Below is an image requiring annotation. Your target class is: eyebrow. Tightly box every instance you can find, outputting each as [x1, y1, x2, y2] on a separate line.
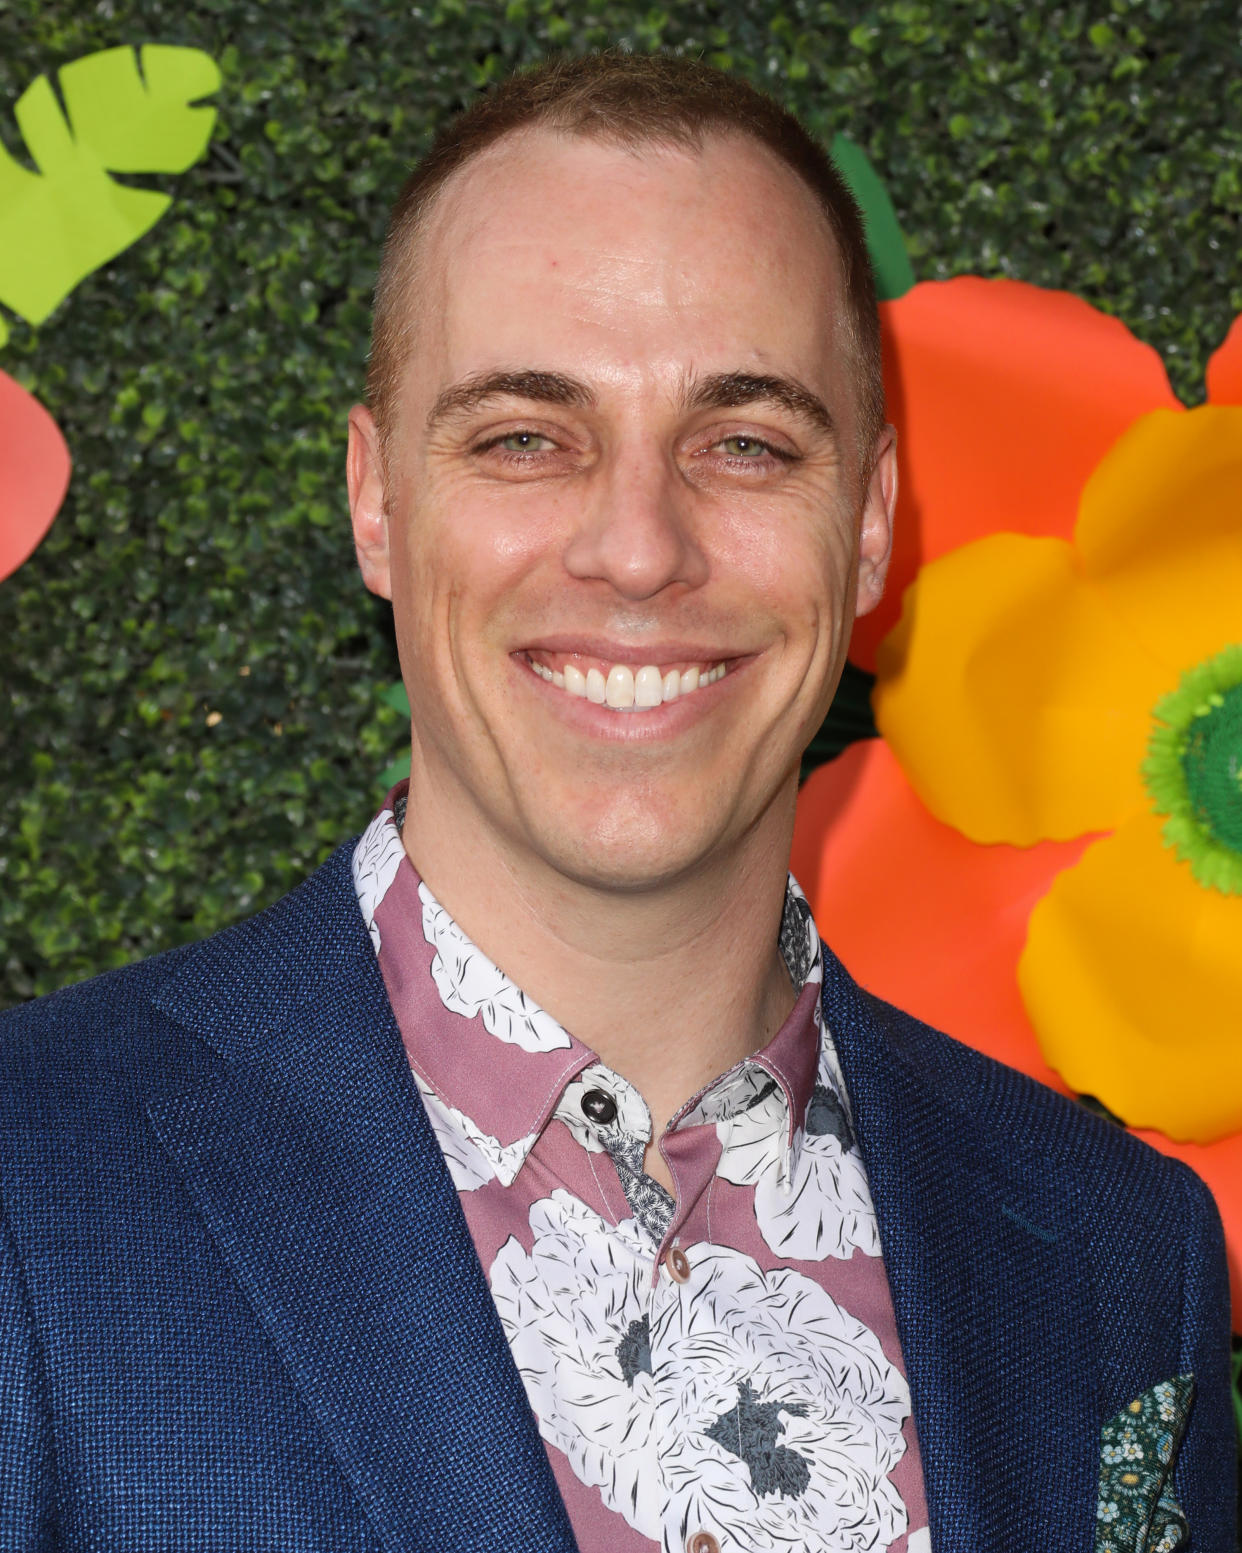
[427, 369, 594, 429]
[425, 365, 836, 438]
[683, 371, 836, 437]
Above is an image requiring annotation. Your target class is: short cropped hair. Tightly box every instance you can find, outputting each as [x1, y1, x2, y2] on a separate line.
[367, 51, 883, 459]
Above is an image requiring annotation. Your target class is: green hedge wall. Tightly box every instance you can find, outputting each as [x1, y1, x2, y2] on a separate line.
[3, 0, 1241, 1006]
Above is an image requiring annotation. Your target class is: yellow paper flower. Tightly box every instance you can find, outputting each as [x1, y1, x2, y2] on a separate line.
[874, 404, 1242, 1144]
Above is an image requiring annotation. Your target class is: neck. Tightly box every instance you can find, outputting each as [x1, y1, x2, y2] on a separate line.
[402, 771, 799, 1144]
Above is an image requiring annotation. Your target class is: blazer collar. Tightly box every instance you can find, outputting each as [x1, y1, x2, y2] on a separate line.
[822, 944, 1099, 1552]
[146, 842, 577, 1553]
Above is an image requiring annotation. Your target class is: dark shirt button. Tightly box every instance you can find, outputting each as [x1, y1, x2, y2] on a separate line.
[580, 1088, 617, 1125]
[687, 1534, 719, 1553]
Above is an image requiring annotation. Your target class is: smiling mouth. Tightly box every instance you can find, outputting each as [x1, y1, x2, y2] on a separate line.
[522, 651, 729, 710]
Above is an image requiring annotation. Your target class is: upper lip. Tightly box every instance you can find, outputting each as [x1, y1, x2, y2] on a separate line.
[515, 634, 743, 663]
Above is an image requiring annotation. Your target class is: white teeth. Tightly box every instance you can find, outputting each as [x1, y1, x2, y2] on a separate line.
[634, 665, 663, 708]
[605, 664, 635, 708]
[531, 655, 726, 709]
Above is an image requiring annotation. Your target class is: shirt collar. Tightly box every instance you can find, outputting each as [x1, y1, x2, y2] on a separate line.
[353, 782, 833, 1185]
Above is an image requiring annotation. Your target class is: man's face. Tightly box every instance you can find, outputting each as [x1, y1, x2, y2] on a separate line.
[348, 129, 895, 893]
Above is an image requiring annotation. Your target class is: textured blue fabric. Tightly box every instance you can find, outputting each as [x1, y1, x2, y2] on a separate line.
[0, 840, 1234, 1550]
[821, 943, 1236, 1553]
[0, 844, 577, 1553]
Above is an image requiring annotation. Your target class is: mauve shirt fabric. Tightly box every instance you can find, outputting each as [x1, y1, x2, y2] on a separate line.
[352, 785, 931, 1553]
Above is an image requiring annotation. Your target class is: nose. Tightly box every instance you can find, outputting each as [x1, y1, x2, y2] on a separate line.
[562, 446, 709, 600]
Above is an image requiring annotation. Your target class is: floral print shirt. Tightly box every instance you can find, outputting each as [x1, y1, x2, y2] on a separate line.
[353, 786, 931, 1553]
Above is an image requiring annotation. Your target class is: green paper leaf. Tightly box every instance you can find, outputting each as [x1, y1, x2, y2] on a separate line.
[59, 45, 221, 175]
[0, 45, 221, 328]
[378, 753, 411, 791]
[380, 680, 410, 716]
[378, 681, 410, 788]
[829, 133, 915, 301]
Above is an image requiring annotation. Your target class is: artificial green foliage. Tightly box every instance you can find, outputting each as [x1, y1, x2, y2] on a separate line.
[3, 0, 1242, 1015]
[0, 45, 220, 336]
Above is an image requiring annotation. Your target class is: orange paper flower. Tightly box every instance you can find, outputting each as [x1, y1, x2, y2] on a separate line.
[801, 282, 1242, 1315]
[849, 278, 1180, 671]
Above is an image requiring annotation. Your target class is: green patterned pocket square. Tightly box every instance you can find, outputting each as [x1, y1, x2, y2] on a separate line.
[1096, 1375, 1195, 1553]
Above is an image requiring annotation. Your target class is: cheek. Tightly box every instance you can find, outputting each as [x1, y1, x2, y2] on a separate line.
[417, 463, 573, 571]
[715, 505, 857, 631]
[392, 477, 570, 659]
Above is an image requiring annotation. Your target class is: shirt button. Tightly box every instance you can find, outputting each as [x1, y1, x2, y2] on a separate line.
[666, 1247, 691, 1283]
[687, 1534, 719, 1553]
[580, 1088, 618, 1125]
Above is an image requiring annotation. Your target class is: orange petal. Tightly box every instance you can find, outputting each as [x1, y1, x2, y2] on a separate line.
[1021, 809, 1242, 1143]
[792, 738, 1088, 1088]
[796, 745, 1242, 1329]
[851, 278, 1179, 669]
[0, 369, 71, 581]
[1205, 312, 1242, 406]
[1076, 406, 1242, 672]
[1134, 1126, 1242, 1328]
[873, 535, 1168, 842]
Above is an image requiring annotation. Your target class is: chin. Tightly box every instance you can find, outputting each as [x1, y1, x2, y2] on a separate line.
[521, 804, 725, 895]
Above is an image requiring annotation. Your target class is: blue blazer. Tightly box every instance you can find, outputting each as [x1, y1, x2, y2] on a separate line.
[0, 841, 1234, 1551]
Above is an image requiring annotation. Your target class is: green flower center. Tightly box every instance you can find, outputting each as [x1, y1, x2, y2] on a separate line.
[1142, 643, 1242, 895]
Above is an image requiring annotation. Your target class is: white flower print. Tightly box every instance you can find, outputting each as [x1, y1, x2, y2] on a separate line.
[779, 875, 823, 994]
[489, 1191, 910, 1553]
[555, 1064, 652, 1154]
[680, 1063, 777, 1129]
[418, 882, 571, 1051]
[351, 810, 408, 953]
[717, 1008, 878, 1262]
[1156, 1383, 1179, 1423]
[410, 1069, 535, 1190]
[812, 995, 854, 1124]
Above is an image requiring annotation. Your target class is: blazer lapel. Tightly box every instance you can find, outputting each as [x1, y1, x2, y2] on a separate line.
[146, 846, 576, 1553]
[822, 950, 1099, 1552]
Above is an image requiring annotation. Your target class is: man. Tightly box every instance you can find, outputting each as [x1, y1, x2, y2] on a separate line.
[0, 51, 1233, 1553]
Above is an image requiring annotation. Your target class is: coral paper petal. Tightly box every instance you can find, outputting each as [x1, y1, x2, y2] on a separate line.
[1134, 1126, 1242, 1323]
[873, 534, 1167, 843]
[792, 738, 1088, 1090]
[1021, 810, 1242, 1143]
[1205, 313, 1242, 406]
[851, 278, 1178, 669]
[1075, 406, 1242, 672]
[0, 370, 71, 581]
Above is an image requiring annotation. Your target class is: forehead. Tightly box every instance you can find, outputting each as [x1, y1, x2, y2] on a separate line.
[405, 127, 847, 407]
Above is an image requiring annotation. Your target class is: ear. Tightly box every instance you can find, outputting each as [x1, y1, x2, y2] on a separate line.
[854, 424, 898, 619]
[346, 403, 393, 600]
